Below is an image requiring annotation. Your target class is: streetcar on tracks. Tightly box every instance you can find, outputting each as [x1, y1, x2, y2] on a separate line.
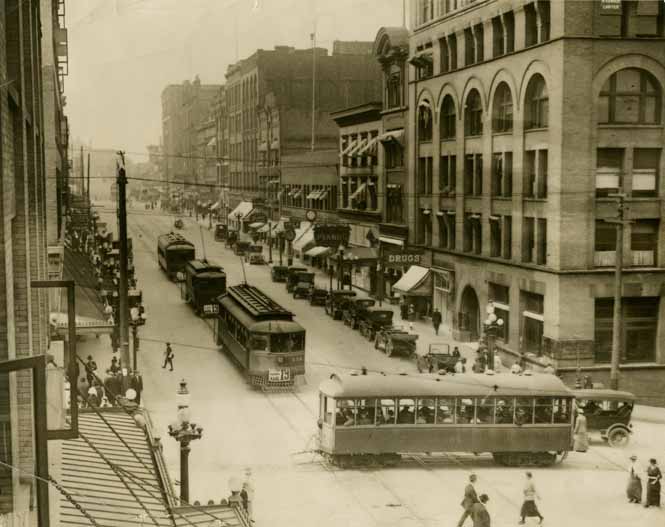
[318, 372, 574, 468]
[215, 284, 306, 389]
[183, 259, 226, 316]
[157, 232, 196, 281]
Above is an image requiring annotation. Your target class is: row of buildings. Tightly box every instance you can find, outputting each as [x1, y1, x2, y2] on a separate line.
[160, 0, 665, 404]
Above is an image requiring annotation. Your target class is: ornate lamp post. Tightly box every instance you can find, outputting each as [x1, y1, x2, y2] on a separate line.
[167, 380, 203, 505]
[483, 302, 504, 371]
[337, 245, 345, 290]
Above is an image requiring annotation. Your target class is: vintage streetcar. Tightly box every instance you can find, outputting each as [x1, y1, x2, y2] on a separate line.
[318, 372, 573, 468]
[183, 259, 226, 316]
[572, 389, 636, 447]
[157, 232, 196, 281]
[215, 284, 306, 389]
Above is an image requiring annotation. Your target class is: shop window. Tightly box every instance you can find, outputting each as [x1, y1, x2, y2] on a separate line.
[418, 102, 433, 142]
[492, 83, 513, 133]
[598, 68, 662, 125]
[440, 155, 456, 194]
[596, 148, 623, 197]
[464, 89, 483, 136]
[440, 95, 457, 140]
[522, 217, 535, 263]
[632, 148, 659, 197]
[521, 291, 544, 355]
[631, 219, 658, 266]
[525, 75, 549, 130]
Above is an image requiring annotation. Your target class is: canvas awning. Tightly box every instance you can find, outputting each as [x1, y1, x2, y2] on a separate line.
[292, 226, 315, 252]
[393, 265, 432, 296]
[305, 246, 331, 258]
[207, 137, 217, 147]
[347, 138, 368, 157]
[228, 201, 253, 220]
[380, 129, 405, 147]
[350, 183, 367, 201]
[356, 135, 380, 156]
[249, 222, 265, 229]
[210, 200, 221, 211]
[341, 139, 358, 156]
[341, 246, 378, 262]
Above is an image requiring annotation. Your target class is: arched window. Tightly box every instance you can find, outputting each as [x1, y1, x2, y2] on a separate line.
[492, 83, 513, 133]
[464, 89, 483, 136]
[525, 75, 548, 130]
[386, 64, 403, 109]
[598, 68, 661, 125]
[418, 101, 433, 142]
[440, 95, 456, 140]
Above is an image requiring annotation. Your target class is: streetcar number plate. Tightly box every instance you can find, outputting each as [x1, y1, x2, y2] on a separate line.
[203, 304, 218, 314]
[268, 369, 291, 382]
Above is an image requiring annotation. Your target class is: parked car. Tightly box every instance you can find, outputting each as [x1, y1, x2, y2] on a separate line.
[572, 389, 636, 447]
[249, 252, 265, 265]
[234, 241, 251, 256]
[416, 343, 458, 373]
[308, 287, 329, 306]
[271, 265, 289, 283]
[285, 266, 308, 293]
[214, 223, 228, 241]
[324, 290, 357, 319]
[342, 298, 376, 329]
[356, 308, 394, 342]
[245, 244, 264, 263]
[293, 272, 315, 299]
[374, 325, 419, 357]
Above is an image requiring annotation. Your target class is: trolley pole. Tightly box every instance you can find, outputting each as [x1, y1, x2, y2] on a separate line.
[378, 244, 384, 307]
[116, 152, 131, 371]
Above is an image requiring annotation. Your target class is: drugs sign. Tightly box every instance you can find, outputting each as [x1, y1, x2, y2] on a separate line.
[383, 251, 423, 268]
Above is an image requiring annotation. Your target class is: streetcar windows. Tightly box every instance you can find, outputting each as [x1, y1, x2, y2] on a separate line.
[378, 399, 396, 425]
[397, 399, 416, 424]
[553, 398, 571, 423]
[534, 398, 554, 424]
[323, 396, 335, 425]
[248, 335, 268, 351]
[417, 399, 435, 424]
[436, 399, 455, 424]
[515, 398, 535, 425]
[495, 397, 514, 424]
[456, 398, 475, 424]
[476, 397, 496, 424]
[271, 333, 305, 353]
[336, 400, 356, 426]
[356, 399, 376, 425]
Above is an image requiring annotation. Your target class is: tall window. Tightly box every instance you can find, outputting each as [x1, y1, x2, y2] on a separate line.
[598, 68, 661, 125]
[440, 95, 456, 139]
[385, 142, 404, 169]
[440, 155, 457, 194]
[522, 217, 535, 263]
[465, 89, 483, 136]
[464, 214, 482, 254]
[596, 148, 623, 197]
[632, 148, 659, 197]
[488, 283, 510, 341]
[439, 38, 450, 73]
[474, 23, 484, 62]
[536, 218, 547, 265]
[521, 291, 544, 355]
[492, 83, 513, 133]
[490, 217, 502, 257]
[595, 220, 617, 267]
[464, 154, 482, 196]
[439, 212, 455, 250]
[492, 152, 513, 197]
[503, 216, 512, 259]
[386, 64, 403, 109]
[492, 16, 505, 58]
[504, 12, 515, 53]
[387, 185, 404, 223]
[631, 219, 659, 267]
[525, 3, 538, 46]
[449, 34, 458, 70]
[524, 149, 548, 198]
[464, 28, 476, 66]
[418, 102, 433, 142]
[525, 75, 549, 129]
[418, 157, 433, 195]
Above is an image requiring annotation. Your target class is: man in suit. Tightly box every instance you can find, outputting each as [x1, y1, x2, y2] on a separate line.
[458, 473, 480, 527]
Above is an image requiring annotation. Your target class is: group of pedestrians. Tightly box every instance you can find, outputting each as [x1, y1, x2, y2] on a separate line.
[75, 355, 144, 409]
[457, 472, 544, 527]
[627, 455, 662, 508]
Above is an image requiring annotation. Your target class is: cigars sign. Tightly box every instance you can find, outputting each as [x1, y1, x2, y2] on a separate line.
[383, 249, 423, 268]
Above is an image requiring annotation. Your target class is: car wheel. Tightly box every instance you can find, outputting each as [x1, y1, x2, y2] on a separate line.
[608, 427, 630, 447]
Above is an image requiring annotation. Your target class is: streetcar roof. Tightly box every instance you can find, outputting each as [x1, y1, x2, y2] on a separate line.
[319, 372, 573, 399]
[251, 320, 305, 334]
[571, 389, 636, 402]
[186, 259, 223, 273]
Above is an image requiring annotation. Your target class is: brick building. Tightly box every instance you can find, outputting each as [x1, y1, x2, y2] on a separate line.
[161, 76, 221, 189]
[222, 43, 382, 232]
[1, 0, 56, 521]
[408, 0, 665, 403]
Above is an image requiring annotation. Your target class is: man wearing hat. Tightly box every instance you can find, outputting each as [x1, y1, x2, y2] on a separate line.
[627, 455, 642, 503]
[84, 355, 98, 386]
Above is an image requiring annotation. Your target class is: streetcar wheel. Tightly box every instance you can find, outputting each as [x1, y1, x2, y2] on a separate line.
[608, 427, 630, 447]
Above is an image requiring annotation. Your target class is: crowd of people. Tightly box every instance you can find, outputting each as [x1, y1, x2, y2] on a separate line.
[73, 355, 144, 409]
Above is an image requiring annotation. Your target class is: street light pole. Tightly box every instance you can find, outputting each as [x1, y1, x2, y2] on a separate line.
[116, 152, 131, 371]
[484, 302, 504, 371]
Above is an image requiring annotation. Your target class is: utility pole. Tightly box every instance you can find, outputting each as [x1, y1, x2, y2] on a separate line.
[310, 30, 316, 152]
[116, 152, 131, 372]
[605, 193, 630, 391]
[87, 152, 91, 205]
[80, 146, 84, 195]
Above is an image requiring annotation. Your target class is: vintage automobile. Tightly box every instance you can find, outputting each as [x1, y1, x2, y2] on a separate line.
[249, 252, 266, 265]
[572, 389, 636, 447]
[293, 272, 316, 299]
[245, 245, 264, 264]
[285, 266, 308, 293]
[356, 308, 394, 342]
[324, 290, 357, 320]
[234, 241, 251, 257]
[271, 265, 289, 283]
[308, 287, 329, 306]
[416, 343, 458, 373]
[214, 223, 228, 241]
[342, 298, 376, 329]
[374, 325, 419, 357]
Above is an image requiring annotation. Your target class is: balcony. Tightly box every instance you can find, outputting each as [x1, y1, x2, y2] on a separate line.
[594, 251, 616, 267]
[631, 250, 655, 267]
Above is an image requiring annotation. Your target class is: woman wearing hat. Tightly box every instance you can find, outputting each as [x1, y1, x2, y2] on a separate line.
[573, 408, 588, 452]
[627, 455, 642, 503]
[645, 458, 662, 508]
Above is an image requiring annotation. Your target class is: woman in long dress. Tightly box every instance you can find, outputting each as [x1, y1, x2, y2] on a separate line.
[573, 409, 588, 452]
[645, 458, 662, 508]
[626, 455, 642, 503]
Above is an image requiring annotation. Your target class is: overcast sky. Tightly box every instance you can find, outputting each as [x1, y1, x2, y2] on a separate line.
[66, 0, 405, 161]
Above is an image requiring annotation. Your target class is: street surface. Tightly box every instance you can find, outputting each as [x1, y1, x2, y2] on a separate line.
[81, 202, 665, 527]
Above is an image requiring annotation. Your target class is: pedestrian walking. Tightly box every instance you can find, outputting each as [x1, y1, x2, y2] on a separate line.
[519, 472, 543, 524]
[432, 308, 442, 336]
[408, 303, 415, 322]
[163, 342, 174, 371]
[84, 355, 98, 385]
[627, 455, 643, 503]
[399, 298, 408, 320]
[457, 473, 479, 527]
[472, 494, 491, 527]
[130, 371, 144, 406]
[644, 458, 662, 508]
[573, 409, 589, 452]
[452, 346, 461, 359]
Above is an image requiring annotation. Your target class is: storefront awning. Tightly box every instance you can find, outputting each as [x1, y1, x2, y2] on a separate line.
[341, 246, 378, 262]
[379, 129, 405, 148]
[350, 183, 367, 202]
[207, 137, 217, 147]
[393, 265, 432, 296]
[347, 138, 368, 157]
[341, 139, 358, 156]
[379, 235, 404, 247]
[210, 200, 221, 211]
[356, 135, 380, 156]
[228, 201, 253, 221]
[292, 226, 315, 252]
[249, 222, 265, 229]
[305, 246, 331, 258]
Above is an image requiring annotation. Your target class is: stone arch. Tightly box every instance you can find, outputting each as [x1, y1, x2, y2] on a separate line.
[458, 285, 481, 341]
[518, 60, 553, 112]
[487, 68, 520, 115]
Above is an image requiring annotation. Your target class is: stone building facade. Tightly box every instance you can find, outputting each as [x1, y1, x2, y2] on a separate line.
[408, 0, 665, 403]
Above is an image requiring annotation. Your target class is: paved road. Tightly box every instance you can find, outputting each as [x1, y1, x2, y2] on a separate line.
[83, 202, 664, 527]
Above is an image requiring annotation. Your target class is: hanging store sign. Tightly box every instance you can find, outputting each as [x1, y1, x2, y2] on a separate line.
[382, 249, 424, 268]
[600, 0, 621, 10]
[314, 224, 351, 247]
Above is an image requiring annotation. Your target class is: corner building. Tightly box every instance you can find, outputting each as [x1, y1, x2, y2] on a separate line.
[409, 0, 665, 403]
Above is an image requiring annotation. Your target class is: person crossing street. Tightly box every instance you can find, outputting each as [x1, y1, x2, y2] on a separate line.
[163, 342, 174, 371]
[431, 308, 442, 336]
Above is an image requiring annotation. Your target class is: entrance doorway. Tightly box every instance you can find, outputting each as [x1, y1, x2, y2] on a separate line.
[459, 286, 480, 341]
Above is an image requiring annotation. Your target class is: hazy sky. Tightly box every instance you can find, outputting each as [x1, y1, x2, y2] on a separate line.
[66, 0, 405, 161]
